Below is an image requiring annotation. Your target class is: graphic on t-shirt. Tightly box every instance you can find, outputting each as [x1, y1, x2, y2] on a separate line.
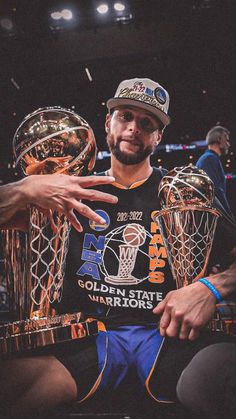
[77, 223, 153, 284]
[76, 222, 166, 309]
[104, 223, 147, 285]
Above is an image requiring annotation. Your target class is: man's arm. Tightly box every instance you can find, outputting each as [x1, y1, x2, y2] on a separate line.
[0, 180, 28, 229]
[0, 174, 118, 232]
[153, 247, 236, 341]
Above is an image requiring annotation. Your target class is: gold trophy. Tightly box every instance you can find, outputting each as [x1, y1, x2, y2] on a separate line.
[153, 164, 236, 335]
[0, 107, 98, 355]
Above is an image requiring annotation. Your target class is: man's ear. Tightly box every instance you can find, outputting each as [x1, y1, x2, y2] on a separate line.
[154, 131, 163, 146]
[105, 113, 111, 133]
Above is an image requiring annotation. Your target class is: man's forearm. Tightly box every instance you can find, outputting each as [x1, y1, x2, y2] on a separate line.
[0, 179, 28, 227]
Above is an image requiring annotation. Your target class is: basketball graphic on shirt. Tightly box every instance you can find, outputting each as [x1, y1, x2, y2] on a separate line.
[123, 224, 146, 247]
[100, 223, 150, 285]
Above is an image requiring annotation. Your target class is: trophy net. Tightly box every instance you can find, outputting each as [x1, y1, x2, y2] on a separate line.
[156, 207, 219, 288]
[29, 208, 70, 316]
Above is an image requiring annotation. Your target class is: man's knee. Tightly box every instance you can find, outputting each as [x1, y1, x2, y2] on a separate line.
[47, 357, 78, 402]
[176, 343, 236, 417]
[0, 355, 77, 408]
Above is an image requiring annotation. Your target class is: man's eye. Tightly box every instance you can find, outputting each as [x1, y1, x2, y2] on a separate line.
[141, 118, 154, 131]
[122, 112, 133, 121]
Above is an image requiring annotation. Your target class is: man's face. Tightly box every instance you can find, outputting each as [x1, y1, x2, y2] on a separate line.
[219, 132, 230, 155]
[105, 106, 162, 165]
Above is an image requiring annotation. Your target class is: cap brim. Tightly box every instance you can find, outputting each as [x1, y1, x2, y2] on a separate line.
[106, 98, 171, 126]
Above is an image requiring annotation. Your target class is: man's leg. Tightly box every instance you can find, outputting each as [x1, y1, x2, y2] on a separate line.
[0, 355, 77, 418]
[148, 332, 236, 403]
[176, 342, 236, 419]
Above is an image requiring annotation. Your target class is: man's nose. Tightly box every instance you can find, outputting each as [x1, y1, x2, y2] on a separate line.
[128, 119, 140, 134]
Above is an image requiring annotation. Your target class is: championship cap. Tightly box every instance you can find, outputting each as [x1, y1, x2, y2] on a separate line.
[107, 78, 170, 126]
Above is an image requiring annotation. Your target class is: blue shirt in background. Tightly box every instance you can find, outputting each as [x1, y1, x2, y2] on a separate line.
[196, 149, 234, 219]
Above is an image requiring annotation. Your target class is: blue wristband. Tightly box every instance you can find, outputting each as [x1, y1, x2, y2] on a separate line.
[198, 278, 223, 302]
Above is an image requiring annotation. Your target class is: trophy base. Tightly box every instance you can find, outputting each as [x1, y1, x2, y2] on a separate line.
[210, 319, 236, 336]
[0, 312, 98, 356]
[209, 301, 236, 336]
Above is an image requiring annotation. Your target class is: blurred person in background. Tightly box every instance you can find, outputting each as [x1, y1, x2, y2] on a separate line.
[196, 126, 234, 219]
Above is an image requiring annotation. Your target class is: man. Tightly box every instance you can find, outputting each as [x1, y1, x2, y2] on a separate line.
[1, 78, 236, 419]
[196, 125, 234, 218]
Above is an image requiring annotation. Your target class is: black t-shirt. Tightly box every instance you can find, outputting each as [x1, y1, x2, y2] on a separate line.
[55, 167, 236, 327]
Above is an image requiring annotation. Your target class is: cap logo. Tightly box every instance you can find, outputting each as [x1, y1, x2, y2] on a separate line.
[133, 81, 145, 92]
[145, 87, 154, 96]
[118, 87, 165, 111]
[154, 87, 167, 105]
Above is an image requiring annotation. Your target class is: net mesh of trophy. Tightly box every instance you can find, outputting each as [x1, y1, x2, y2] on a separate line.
[0, 107, 98, 355]
[153, 165, 236, 335]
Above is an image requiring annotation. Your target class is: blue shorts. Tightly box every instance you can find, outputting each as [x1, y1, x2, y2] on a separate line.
[95, 325, 165, 401]
[56, 325, 236, 404]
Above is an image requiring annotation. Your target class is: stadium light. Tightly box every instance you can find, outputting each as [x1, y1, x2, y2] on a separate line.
[51, 10, 73, 21]
[97, 4, 109, 14]
[61, 9, 73, 20]
[51, 12, 62, 20]
[114, 3, 125, 12]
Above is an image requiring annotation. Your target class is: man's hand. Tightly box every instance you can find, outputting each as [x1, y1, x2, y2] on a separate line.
[0, 174, 118, 232]
[153, 282, 216, 341]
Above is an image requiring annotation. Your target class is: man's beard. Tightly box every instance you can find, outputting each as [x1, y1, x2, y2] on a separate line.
[107, 134, 153, 165]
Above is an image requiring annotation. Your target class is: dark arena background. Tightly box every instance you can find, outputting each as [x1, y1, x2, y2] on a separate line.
[0, 1, 236, 418]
